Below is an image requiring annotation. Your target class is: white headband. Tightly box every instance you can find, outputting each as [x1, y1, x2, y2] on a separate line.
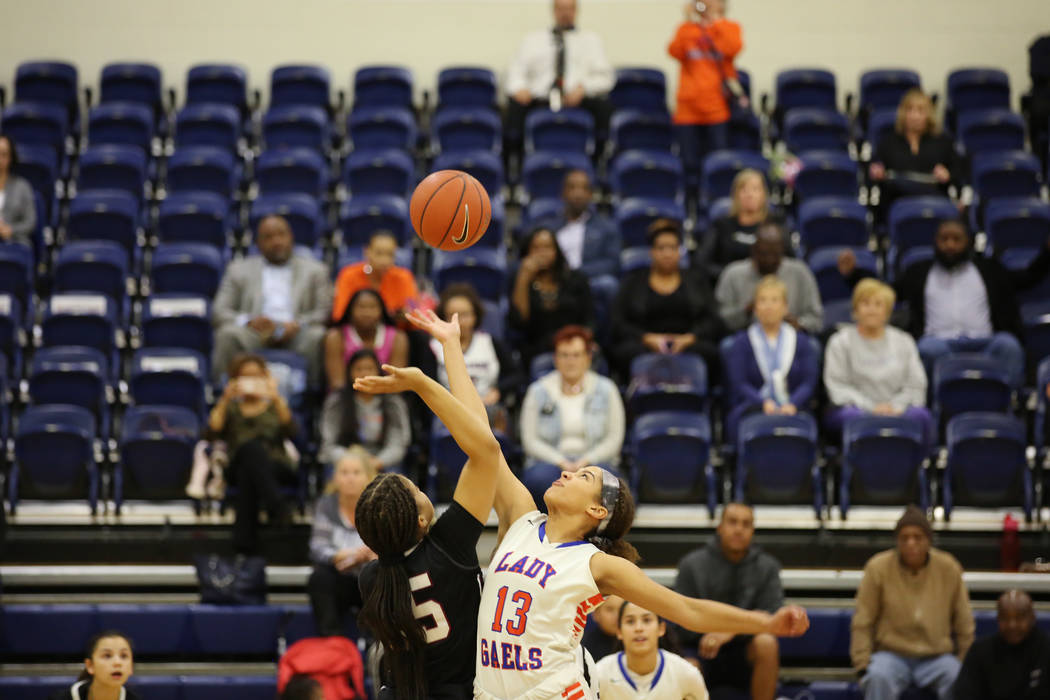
[596, 469, 620, 534]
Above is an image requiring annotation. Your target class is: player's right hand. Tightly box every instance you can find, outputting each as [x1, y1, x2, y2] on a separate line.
[406, 308, 460, 345]
[353, 364, 426, 394]
[767, 605, 809, 637]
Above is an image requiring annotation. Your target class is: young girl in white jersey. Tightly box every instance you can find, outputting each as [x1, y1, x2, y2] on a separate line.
[594, 600, 708, 700]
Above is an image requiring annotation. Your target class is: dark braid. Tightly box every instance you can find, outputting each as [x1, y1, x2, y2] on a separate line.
[355, 474, 427, 700]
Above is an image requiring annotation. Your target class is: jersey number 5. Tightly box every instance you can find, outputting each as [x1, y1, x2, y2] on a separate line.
[409, 573, 450, 644]
[490, 586, 533, 636]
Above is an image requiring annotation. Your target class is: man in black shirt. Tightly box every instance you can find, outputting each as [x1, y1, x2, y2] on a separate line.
[953, 589, 1050, 700]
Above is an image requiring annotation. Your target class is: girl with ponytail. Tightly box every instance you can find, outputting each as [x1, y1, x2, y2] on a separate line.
[49, 631, 140, 700]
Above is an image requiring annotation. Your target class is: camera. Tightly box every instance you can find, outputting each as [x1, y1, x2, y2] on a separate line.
[237, 377, 268, 397]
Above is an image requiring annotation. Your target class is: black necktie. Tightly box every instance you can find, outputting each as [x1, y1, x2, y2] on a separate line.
[553, 28, 566, 95]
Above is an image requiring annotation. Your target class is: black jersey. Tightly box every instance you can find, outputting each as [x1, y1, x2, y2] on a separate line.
[359, 500, 484, 699]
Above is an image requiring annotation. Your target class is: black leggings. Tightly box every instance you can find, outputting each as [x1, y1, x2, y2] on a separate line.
[307, 563, 364, 637]
[227, 439, 295, 554]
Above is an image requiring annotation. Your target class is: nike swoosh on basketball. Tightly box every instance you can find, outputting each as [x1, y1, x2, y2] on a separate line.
[452, 203, 470, 244]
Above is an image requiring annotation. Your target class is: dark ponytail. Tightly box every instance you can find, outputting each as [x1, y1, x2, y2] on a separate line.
[587, 480, 639, 563]
[78, 630, 133, 682]
[355, 473, 427, 700]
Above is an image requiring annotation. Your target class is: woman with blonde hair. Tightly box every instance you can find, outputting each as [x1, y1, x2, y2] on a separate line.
[698, 168, 784, 278]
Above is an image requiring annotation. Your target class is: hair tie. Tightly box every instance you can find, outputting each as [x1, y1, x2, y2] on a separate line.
[378, 552, 406, 567]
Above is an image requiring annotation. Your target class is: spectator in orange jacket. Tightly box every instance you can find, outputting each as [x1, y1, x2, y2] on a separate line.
[331, 230, 419, 325]
[668, 0, 743, 186]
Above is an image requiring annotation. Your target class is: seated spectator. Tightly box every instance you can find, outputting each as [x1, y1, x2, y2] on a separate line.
[519, 325, 624, 507]
[208, 353, 298, 553]
[431, 283, 518, 430]
[319, 349, 410, 473]
[509, 226, 593, 366]
[331, 230, 420, 326]
[547, 169, 620, 278]
[892, 217, 1050, 388]
[851, 506, 974, 700]
[212, 215, 332, 385]
[307, 447, 377, 637]
[715, 221, 824, 334]
[505, 0, 613, 151]
[594, 600, 709, 699]
[49, 630, 140, 700]
[612, 218, 723, 376]
[674, 502, 782, 700]
[280, 675, 324, 700]
[724, 276, 819, 445]
[0, 134, 37, 246]
[698, 168, 784, 279]
[824, 279, 932, 445]
[324, 288, 409, 390]
[953, 589, 1050, 700]
[582, 593, 624, 662]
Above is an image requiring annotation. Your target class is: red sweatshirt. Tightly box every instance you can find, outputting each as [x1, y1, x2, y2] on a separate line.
[667, 19, 743, 125]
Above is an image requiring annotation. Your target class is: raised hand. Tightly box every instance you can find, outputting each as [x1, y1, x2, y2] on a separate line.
[352, 364, 425, 395]
[406, 308, 461, 345]
[767, 605, 810, 637]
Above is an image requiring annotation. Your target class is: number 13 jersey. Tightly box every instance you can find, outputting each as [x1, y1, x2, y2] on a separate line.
[475, 510, 605, 700]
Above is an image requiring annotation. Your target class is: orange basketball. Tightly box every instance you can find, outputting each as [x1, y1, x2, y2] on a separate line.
[410, 169, 491, 251]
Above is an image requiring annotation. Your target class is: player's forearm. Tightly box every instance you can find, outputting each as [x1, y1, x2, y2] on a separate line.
[416, 376, 499, 462]
[683, 598, 771, 635]
[441, 337, 488, 424]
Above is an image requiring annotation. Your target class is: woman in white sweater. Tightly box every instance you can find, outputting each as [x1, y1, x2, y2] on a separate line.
[823, 279, 932, 446]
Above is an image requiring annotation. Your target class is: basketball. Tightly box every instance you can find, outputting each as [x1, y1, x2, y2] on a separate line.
[410, 169, 492, 251]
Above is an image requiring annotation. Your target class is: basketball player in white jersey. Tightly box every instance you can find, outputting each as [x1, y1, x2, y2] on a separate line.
[594, 600, 708, 700]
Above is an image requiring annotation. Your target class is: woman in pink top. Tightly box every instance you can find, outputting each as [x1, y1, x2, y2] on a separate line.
[324, 289, 408, 390]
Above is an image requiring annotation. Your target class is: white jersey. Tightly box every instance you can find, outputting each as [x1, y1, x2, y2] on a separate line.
[475, 511, 605, 700]
[594, 650, 709, 700]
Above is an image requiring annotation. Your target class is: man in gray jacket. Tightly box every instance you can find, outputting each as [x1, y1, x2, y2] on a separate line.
[674, 502, 784, 700]
[212, 215, 332, 384]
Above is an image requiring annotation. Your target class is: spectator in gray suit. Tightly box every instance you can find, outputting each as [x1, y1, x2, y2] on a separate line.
[212, 215, 333, 384]
[0, 135, 38, 246]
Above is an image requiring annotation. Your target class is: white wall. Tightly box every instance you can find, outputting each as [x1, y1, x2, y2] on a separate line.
[4, 0, 1046, 110]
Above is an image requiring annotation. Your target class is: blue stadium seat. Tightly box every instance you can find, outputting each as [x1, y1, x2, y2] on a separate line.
[141, 294, 213, 358]
[431, 108, 502, 153]
[41, 293, 120, 363]
[522, 197, 564, 230]
[347, 106, 417, 152]
[957, 108, 1026, 155]
[810, 247, 877, 303]
[700, 150, 770, 204]
[525, 108, 595, 155]
[728, 110, 762, 152]
[0, 242, 34, 310]
[608, 110, 673, 156]
[15, 143, 59, 213]
[157, 191, 230, 249]
[0, 678, 79, 700]
[1, 101, 69, 158]
[270, 64, 331, 109]
[130, 347, 208, 414]
[783, 108, 851, 153]
[353, 65, 414, 110]
[793, 150, 859, 200]
[1023, 302, 1050, 379]
[150, 242, 224, 298]
[67, 189, 140, 254]
[250, 193, 324, 248]
[631, 410, 715, 513]
[118, 405, 200, 503]
[15, 61, 79, 120]
[866, 107, 898, 150]
[100, 63, 163, 116]
[972, 150, 1042, 201]
[840, 416, 929, 517]
[127, 678, 180, 700]
[432, 149, 504, 194]
[166, 146, 239, 202]
[627, 353, 707, 415]
[609, 150, 683, 202]
[189, 604, 282, 655]
[775, 68, 837, 114]
[11, 405, 98, 513]
[520, 151, 593, 202]
[342, 148, 414, 197]
[984, 197, 1050, 256]
[77, 145, 147, 203]
[609, 68, 667, 114]
[947, 68, 1010, 123]
[53, 241, 130, 312]
[1036, 358, 1050, 454]
[933, 354, 1012, 427]
[28, 347, 111, 433]
[258, 349, 312, 412]
[944, 412, 1031, 520]
[174, 103, 242, 154]
[0, 295, 25, 379]
[437, 67, 498, 110]
[181, 676, 278, 700]
[735, 413, 822, 513]
[858, 69, 921, 114]
[262, 105, 330, 153]
[483, 195, 506, 248]
[887, 196, 958, 270]
[186, 64, 248, 113]
[615, 197, 686, 249]
[778, 608, 851, 663]
[797, 196, 870, 256]
[433, 249, 507, 302]
[96, 604, 191, 656]
[256, 147, 328, 197]
[0, 603, 95, 655]
[1002, 247, 1050, 305]
[339, 194, 410, 246]
[87, 102, 154, 154]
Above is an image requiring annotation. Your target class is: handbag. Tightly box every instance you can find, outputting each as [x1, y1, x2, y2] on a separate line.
[193, 553, 267, 605]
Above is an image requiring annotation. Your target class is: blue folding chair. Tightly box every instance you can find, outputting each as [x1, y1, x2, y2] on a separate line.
[858, 69, 921, 114]
[957, 108, 1026, 155]
[614, 197, 686, 249]
[1036, 357, 1050, 454]
[735, 413, 822, 514]
[887, 196, 958, 271]
[432, 149, 504, 194]
[129, 348, 209, 415]
[797, 197, 870, 257]
[347, 106, 417, 152]
[840, 415, 928, 517]
[728, 110, 762, 152]
[783, 108, 851, 153]
[972, 150, 1042, 202]
[609, 68, 667, 114]
[627, 353, 707, 415]
[53, 241, 130, 311]
[342, 148, 415, 197]
[87, 102, 154, 154]
[77, 145, 147, 203]
[250, 193, 323, 248]
[1003, 248, 1050, 305]
[522, 197, 563, 230]
[984, 197, 1050, 256]
[775, 69, 837, 114]
[0, 295, 25, 379]
[810, 247, 877, 303]
[28, 346, 111, 436]
[100, 63, 163, 116]
[141, 294, 213, 358]
[11, 404, 98, 514]
[118, 405, 200, 505]
[1023, 302, 1050, 380]
[270, 64, 331, 109]
[15, 143, 59, 211]
[174, 103, 242, 154]
[609, 150, 683, 202]
[150, 243, 224, 298]
[41, 293, 120, 365]
[432, 248, 507, 302]
[338, 194, 410, 247]
[525, 108, 595, 155]
[66, 190, 140, 255]
[933, 354, 1012, 428]
[431, 108, 502, 153]
[15, 61, 79, 120]
[1, 102, 69, 158]
[256, 148, 328, 197]
[866, 108, 898, 150]
[262, 105, 330, 153]
[186, 64, 248, 113]
[631, 410, 716, 512]
[157, 191, 230, 249]
[0, 243, 34, 310]
[520, 151, 593, 202]
[946, 68, 1010, 127]
[353, 66, 414, 110]
[699, 150, 770, 204]
[608, 110, 674, 156]
[944, 412, 1031, 520]
[793, 151, 859, 200]
[437, 67, 498, 110]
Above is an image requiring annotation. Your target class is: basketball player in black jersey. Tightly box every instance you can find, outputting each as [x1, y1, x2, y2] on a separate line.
[354, 309, 503, 700]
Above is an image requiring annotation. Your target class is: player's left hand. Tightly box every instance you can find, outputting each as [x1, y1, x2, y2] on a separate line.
[353, 364, 426, 394]
[406, 308, 461, 345]
[767, 605, 809, 637]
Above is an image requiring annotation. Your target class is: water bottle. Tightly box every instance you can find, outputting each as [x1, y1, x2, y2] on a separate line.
[1000, 514, 1020, 571]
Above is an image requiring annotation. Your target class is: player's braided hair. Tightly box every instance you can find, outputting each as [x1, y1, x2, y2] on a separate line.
[586, 479, 640, 563]
[355, 473, 427, 700]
